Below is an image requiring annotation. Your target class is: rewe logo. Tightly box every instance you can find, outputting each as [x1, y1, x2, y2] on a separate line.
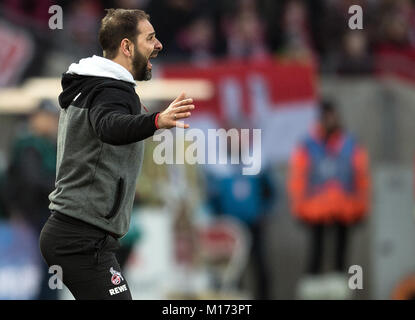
[109, 284, 128, 296]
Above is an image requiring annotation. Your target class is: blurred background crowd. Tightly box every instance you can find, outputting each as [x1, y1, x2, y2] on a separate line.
[1, 0, 415, 79]
[0, 0, 415, 300]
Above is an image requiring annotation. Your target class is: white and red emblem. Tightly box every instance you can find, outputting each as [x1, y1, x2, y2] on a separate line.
[110, 267, 124, 285]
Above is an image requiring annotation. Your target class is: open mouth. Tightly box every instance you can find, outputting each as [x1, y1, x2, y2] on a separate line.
[147, 51, 159, 70]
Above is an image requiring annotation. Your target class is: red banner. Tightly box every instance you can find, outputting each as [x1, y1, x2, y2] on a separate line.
[161, 58, 318, 164]
[161, 58, 317, 125]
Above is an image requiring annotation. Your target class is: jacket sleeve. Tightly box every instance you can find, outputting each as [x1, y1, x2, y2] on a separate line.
[287, 145, 326, 223]
[351, 145, 370, 215]
[287, 145, 308, 206]
[88, 87, 160, 145]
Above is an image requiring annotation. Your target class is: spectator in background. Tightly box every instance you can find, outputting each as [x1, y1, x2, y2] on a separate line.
[336, 31, 373, 75]
[279, 0, 316, 63]
[45, 0, 103, 75]
[376, 0, 415, 48]
[146, 0, 197, 61]
[64, 1, 102, 52]
[287, 100, 370, 299]
[222, 0, 270, 60]
[5, 0, 415, 80]
[176, 16, 216, 64]
[204, 130, 277, 299]
[3, 99, 58, 299]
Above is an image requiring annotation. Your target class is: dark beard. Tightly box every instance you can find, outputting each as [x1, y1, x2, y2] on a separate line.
[132, 48, 152, 81]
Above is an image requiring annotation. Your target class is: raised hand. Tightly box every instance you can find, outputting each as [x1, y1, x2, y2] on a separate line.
[156, 92, 195, 129]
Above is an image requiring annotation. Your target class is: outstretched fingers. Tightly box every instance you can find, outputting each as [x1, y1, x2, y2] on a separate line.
[174, 112, 191, 120]
[174, 104, 195, 113]
[172, 98, 193, 108]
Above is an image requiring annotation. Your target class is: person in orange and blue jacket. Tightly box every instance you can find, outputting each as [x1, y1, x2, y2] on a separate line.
[287, 100, 370, 277]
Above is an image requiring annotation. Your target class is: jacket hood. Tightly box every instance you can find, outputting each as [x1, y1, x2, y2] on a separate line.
[58, 55, 136, 109]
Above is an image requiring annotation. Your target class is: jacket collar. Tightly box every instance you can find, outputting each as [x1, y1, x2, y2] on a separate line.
[66, 55, 136, 86]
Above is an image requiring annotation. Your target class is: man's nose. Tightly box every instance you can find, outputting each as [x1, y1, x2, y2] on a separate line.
[155, 38, 163, 51]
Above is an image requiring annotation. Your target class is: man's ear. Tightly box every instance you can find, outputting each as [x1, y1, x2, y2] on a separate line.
[120, 38, 133, 57]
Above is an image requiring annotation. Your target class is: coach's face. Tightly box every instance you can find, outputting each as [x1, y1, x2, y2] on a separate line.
[132, 19, 163, 81]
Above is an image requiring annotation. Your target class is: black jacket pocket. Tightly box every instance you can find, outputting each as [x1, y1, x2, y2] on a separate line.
[106, 177, 124, 219]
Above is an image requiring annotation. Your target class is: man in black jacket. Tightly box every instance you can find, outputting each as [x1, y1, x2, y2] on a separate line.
[39, 8, 195, 300]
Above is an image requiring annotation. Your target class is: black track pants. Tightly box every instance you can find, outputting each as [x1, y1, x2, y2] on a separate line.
[39, 211, 132, 300]
[308, 223, 349, 275]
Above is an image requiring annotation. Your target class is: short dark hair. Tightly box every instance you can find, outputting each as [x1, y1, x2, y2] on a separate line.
[98, 9, 150, 59]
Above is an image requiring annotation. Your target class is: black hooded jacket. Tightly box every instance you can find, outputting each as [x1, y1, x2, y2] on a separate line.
[49, 56, 159, 237]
